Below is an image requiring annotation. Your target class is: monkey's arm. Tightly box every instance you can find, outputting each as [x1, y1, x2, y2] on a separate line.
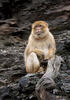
[44, 38, 56, 60]
[32, 49, 43, 56]
[45, 48, 56, 60]
[31, 49, 44, 60]
[24, 45, 30, 62]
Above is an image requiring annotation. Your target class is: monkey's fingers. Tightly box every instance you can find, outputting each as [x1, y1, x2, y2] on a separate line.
[37, 54, 44, 61]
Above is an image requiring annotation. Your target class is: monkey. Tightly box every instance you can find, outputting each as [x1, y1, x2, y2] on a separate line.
[24, 21, 56, 73]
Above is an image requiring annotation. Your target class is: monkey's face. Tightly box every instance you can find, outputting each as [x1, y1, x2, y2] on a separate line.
[32, 21, 48, 38]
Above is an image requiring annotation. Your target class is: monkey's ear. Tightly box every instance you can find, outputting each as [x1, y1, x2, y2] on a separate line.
[32, 23, 34, 29]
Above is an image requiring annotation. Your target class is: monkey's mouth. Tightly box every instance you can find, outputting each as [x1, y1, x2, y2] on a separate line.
[35, 31, 43, 35]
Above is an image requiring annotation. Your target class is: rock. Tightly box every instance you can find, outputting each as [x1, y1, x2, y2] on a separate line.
[0, 86, 18, 100]
[0, 45, 26, 87]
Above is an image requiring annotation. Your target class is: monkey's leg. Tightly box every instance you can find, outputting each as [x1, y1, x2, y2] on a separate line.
[26, 52, 40, 73]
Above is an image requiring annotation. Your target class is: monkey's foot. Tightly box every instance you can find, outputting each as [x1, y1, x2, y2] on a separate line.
[38, 67, 44, 72]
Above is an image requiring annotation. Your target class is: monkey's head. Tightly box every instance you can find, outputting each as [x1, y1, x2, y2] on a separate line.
[32, 21, 49, 39]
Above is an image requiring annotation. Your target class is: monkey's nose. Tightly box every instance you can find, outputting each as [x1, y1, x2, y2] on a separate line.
[37, 30, 41, 32]
[36, 27, 41, 32]
[36, 29, 41, 33]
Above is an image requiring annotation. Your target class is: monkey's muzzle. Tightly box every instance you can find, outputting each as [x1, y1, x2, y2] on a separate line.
[35, 27, 43, 35]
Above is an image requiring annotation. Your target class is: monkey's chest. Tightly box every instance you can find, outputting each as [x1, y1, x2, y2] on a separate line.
[34, 41, 48, 49]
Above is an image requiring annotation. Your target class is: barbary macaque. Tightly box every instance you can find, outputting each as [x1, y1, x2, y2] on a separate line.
[24, 21, 56, 73]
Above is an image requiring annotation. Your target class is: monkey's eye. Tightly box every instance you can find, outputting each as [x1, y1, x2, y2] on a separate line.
[34, 25, 43, 29]
[35, 25, 37, 28]
[39, 25, 42, 27]
[39, 25, 44, 28]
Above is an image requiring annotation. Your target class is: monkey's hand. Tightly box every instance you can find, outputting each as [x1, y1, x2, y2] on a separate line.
[44, 49, 54, 60]
[32, 49, 44, 60]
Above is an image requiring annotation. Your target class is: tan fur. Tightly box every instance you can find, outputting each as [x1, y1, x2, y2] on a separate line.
[24, 21, 56, 73]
